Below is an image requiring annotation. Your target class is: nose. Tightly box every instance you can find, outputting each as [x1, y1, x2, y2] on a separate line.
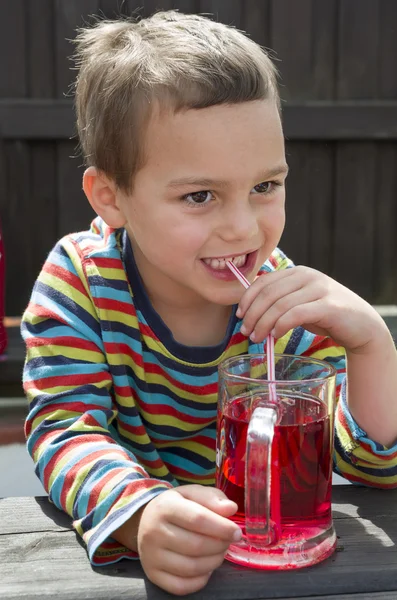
[218, 198, 259, 243]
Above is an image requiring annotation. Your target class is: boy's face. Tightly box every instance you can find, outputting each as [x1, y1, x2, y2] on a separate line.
[120, 99, 288, 308]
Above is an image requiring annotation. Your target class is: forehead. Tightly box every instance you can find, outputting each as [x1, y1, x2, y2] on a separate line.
[141, 100, 285, 180]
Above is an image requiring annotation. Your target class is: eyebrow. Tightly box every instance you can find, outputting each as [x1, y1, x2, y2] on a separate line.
[166, 164, 289, 189]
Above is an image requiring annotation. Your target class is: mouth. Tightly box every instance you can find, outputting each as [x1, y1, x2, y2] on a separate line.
[202, 253, 249, 271]
[200, 250, 259, 280]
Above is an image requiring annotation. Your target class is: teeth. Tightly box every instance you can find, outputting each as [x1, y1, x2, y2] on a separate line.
[203, 254, 247, 270]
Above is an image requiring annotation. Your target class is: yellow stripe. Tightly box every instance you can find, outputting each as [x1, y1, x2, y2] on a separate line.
[139, 406, 216, 430]
[142, 463, 170, 478]
[334, 453, 397, 486]
[97, 469, 138, 505]
[62, 238, 93, 297]
[27, 345, 104, 362]
[96, 308, 139, 326]
[311, 345, 345, 361]
[177, 474, 215, 485]
[96, 267, 128, 282]
[39, 378, 111, 395]
[117, 426, 150, 446]
[40, 270, 96, 317]
[155, 440, 215, 462]
[275, 332, 292, 354]
[142, 335, 249, 368]
[31, 410, 81, 433]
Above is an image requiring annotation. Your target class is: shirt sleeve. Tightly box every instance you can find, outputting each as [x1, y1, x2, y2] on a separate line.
[334, 378, 397, 488]
[298, 331, 397, 488]
[21, 237, 173, 566]
[270, 249, 397, 488]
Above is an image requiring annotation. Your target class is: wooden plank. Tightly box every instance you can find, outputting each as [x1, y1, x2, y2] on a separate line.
[310, 0, 337, 100]
[55, 0, 101, 99]
[332, 143, 376, 300]
[199, 0, 243, 26]
[27, 0, 55, 98]
[56, 141, 95, 237]
[3, 486, 397, 533]
[282, 141, 336, 277]
[98, 0, 142, 18]
[379, 0, 397, 99]
[281, 142, 312, 266]
[29, 141, 58, 270]
[141, 0, 176, 16]
[280, 142, 335, 274]
[373, 143, 397, 303]
[270, 0, 313, 101]
[1, 141, 32, 316]
[337, 0, 380, 100]
[281, 101, 397, 139]
[269, 0, 336, 102]
[243, 0, 271, 47]
[0, 0, 26, 97]
[2, 100, 397, 140]
[169, 0, 200, 14]
[306, 143, 334, 275]
[0, 100, 75, 139]
[0, 324, 25, 388]
[1, 487, 397, 600]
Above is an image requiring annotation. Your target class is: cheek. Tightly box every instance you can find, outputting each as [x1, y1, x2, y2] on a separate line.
[259, 204, 285, 235]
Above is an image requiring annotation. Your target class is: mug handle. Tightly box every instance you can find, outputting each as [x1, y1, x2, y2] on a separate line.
[245, 405, 280, 546]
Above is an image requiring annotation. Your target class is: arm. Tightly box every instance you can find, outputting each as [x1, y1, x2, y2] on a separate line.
[22, 237, 173, 565]
[237, 264, 397, 488]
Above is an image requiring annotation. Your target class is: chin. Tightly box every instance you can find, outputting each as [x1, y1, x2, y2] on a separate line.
[204, 290, 242, 307]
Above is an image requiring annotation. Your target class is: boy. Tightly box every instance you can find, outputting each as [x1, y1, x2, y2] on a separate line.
[22, 10, 397, 596]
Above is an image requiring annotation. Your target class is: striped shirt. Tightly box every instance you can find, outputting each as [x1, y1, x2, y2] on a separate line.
[21, 217, 397, 566]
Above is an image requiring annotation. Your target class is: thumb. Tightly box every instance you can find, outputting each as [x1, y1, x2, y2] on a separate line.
[176, 485, 238, 518]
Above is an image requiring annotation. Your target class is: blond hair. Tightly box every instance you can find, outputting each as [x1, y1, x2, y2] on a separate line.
[73, 10, 279, 192]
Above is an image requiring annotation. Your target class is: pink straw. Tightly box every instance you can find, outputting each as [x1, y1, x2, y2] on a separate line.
[226, 260, 277, 401]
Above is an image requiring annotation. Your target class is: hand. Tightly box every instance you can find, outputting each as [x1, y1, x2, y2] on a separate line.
[237, 266, 388, 354]
[137, 485, 241, 596]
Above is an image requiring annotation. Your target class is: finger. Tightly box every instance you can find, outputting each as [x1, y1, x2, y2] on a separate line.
[156, 548, 225, 578]
[237, 268, 297, 317]
[169, 492, 241, 542]
[162, 522, 231, 557]
[148, 570, 212, 596]
[176, 484, 238, 518]
[248, 285, 321, 342]
[272, 300, 327, 339]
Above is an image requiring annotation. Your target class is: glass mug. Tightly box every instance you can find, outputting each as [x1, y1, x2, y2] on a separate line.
[216, 354, 337, 569]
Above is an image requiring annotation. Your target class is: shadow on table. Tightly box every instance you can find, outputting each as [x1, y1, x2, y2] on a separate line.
[34, 496, 74, 529]
[33, 488, 397, 599]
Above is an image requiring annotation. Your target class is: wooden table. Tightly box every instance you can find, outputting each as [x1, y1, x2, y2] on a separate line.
[0, 485, 396, 599]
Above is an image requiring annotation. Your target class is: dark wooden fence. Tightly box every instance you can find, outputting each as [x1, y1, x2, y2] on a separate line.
[1, 0, 397, 315]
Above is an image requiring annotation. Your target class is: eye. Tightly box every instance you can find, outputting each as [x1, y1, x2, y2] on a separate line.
[182, 190, 214, 206]
[251, 181, 274, 194]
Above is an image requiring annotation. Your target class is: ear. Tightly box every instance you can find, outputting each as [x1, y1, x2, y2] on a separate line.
[83, 167, 127, 228]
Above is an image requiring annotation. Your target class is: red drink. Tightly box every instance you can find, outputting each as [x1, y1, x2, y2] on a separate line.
[216, 392, 334, 560]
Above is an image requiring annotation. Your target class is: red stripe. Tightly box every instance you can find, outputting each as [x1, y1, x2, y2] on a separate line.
[26, 335, 100, 353]
[94, 257, 125, 270]
[92, 550, 138, 565]
[303, 336, 342, 356]
[27, 302, 68, 324]
[94, 297, 136, 317]
[24, 370, 111, 391]
[137, 398, 214, 424]
[104, 342, 143, 367]
[86, 467, 125, 514]
[43, 439, 119, 492]
[59, 446, 131, 509]
[168, 463, 214, 482]
[43, 262, 88, 297]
